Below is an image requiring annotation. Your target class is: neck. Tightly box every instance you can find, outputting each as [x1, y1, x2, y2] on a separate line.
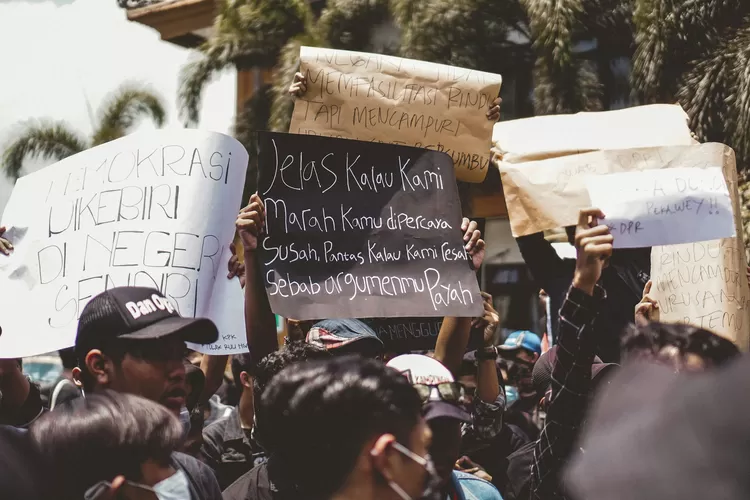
[238, 389, 254, 429]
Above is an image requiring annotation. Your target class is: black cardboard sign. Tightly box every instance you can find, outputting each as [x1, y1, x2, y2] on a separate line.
[257, 132, 482, 320]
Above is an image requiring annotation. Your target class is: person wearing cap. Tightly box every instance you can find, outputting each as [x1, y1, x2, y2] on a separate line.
[74, 286, 223, 500]
[498, 330, 543, 436]
[305, 318, 385, 357]
[387, 354, 503, 500]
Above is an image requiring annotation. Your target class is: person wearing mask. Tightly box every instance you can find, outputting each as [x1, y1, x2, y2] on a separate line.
[31, 390, 213, 500]
[305, 319, 385, 357]
[387, 354, 503, 500]
[497, 330, 543, 440]
[220, 340, 332, 499]
[240, 356, 434, 500]
[73, 286, 223, 500]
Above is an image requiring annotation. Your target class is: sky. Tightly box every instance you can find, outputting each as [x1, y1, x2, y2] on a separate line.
[0, 0, 236, 218]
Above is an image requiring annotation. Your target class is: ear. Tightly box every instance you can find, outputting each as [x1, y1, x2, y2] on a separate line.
[239, 371, 253, 389]
[71, 367, 83, 388]
[84, 350, 114, 389]
[369, 434, 398, 482]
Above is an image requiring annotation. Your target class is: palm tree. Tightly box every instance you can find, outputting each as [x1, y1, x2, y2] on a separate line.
[3, 85, 166, 180]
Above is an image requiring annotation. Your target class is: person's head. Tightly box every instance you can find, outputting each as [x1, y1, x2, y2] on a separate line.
[58, 347, 77, 371]
[621, 322, 740, 371]
[499, 330, 542, 394]
[305, 319, 384, 358]
[532, 346, 618, 411]
[252, 340, 331, 402]
[30, 390, 184, 500]
[74, 287, 218, 414]
[257, 356, 432, 500]
[387, 354, 471, 491]
[231, 352, 255, 396]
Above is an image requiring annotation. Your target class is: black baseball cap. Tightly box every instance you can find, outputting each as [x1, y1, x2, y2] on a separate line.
[75, 287, 218, 359]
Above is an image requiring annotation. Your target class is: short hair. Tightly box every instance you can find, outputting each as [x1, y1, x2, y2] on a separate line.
[257, 356, 422, 498]
[621, 322, 740, 368]
[253, 341, 330, 400]
[77, 340, 128, 393]
[58, 348, 77, 370]
[231, 352, 254, 391]
[30, 390, 182, 500]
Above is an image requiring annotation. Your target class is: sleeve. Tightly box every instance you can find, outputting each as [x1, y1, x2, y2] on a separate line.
[530, 285, 602, 499]
[200, 425, 222, 475]
[469, 392, 506, 441]
[515, 232, 566, 287]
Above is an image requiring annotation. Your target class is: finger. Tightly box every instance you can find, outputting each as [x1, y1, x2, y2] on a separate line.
[644, 280, 652, 295]
[578, 208, 606, 228]
[580, 234, 614, 248]
[466, 230, 481, 251]
[587, 245, 613, 258]
[0, 226, 5, 236]
[300, 83, 307, 93]
[577, 225, 611, 240]
[294, 72, 304, 81]
[464, 221, 478, 243]
[461, 217, 469, 233]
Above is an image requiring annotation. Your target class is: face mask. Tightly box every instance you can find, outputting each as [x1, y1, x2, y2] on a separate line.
[505, 385, 519, 405]
[152, 470, 191, 500]
[386, 441, 441, 500]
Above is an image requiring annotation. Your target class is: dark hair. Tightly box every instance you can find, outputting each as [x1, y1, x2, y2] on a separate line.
[30, 390, 182, 500]
[621, 322, 740, 367]
[257, 356, 422, 498]
[253, 340, 330, 400]
[58, 348, 77, 370]
[231, 352, 255, 391]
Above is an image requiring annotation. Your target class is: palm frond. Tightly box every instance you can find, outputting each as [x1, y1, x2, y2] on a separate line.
[318, 0, 391, 51]
[91, 86, 166, 145]
[269, 33, 323, 132]
[532, 56, 602, 114]
[179, 54, 235, 126]
[2, 121, 87, 180]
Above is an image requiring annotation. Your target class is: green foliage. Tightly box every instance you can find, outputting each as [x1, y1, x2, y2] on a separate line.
[2, 86, 165, 180]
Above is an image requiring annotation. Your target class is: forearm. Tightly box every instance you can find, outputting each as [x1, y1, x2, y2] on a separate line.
[199, 355, 228, 404]
[243, 250, 278, 362]
[477, 360, 500, 403]
[434, 317, 472, 377]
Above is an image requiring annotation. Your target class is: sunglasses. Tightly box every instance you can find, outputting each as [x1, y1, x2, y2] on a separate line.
[413, 382, 466, 405]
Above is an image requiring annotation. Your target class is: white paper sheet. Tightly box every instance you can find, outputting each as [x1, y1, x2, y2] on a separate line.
[0, 129, 248, 359]
[189, 247, 248, 355]
[586, 167, 735, 248]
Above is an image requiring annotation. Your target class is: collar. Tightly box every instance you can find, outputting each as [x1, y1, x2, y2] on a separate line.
[449, 471, 467, 500]
[221, 407, 250, 445]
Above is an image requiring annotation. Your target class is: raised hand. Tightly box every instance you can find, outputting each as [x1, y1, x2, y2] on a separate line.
[572, 208, 613, 295]
[0, 226, 13, 256]
[227, 242, 246, 288]
[236, 194, 265, 252]
[486, 97, 502, 121]
[635, 280, 660, 326]
[462, 217, 486, 270]
[289, 72, 307, 98]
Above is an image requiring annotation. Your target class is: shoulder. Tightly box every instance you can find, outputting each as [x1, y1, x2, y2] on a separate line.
[173, 452, 222, 500]
[202, 412, 230, 444]
[222, 463, 266, 500]
[453, 470, 504, 500]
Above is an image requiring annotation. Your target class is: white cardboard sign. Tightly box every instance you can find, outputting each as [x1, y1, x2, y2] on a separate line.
[586, 167, 735, 248]
[0, 130, 248, 358]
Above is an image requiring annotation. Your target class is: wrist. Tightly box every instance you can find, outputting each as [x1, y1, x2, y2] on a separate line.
[572, 272, 596, 296]
[475, 346, 498, 361]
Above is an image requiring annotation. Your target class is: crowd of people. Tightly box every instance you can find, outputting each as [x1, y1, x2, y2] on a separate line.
[0, 82, 747, 500]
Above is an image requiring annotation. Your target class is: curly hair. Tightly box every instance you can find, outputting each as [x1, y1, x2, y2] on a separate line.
[252, 341, 330, 400]
[621, 322, 740, 368]
[257, 356, 423, 499]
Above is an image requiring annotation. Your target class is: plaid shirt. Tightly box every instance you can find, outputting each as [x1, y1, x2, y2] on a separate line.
[463, 391, 506, 441]
[530, 285, 603, 500]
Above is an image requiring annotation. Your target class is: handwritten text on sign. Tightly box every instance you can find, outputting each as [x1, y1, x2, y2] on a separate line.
[586, 167, 735, 248]
[257, 132, 482, 320]
[289, 47, 502, 183]
[0, 130, 247, 359]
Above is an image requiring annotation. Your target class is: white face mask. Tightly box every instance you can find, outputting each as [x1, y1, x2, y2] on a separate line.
[152, 470, 191, 500]
[385, 442, 441, 500]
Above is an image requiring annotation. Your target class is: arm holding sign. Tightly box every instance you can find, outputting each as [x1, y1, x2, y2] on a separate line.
[634, 281, 660, 327]
[289, 72, 307, 99]
[0, 226, 13, 255]
[434, 218, 485, 376]
[237, 194, 278, 363]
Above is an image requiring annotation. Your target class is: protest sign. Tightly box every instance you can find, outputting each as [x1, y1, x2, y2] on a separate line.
[289, 46, 502, 183]
[0, 130, 248, 358]
[257, 131, 483, 321]
[492, 104, 695, 165]
[586, 167, 735, 248]
[499, 143, 733, 237]
[362, 317, 483, 353]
